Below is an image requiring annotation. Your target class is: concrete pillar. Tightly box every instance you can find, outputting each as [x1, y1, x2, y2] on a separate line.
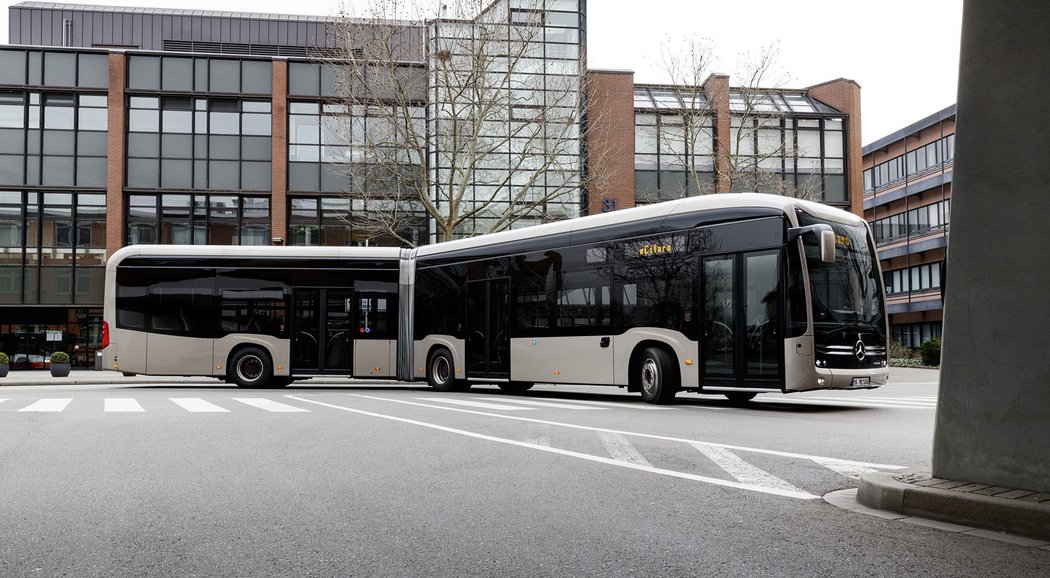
[933, 0, 1050, 491]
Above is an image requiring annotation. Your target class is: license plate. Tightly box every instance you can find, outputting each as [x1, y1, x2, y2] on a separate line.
[851, 377, 870, 387]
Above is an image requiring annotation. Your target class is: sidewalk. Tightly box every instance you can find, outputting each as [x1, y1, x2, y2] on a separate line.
[849, 470, 1050, 544]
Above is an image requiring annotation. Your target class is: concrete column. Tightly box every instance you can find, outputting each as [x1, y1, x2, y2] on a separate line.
[270, 59, 289, 245]
[585, 70, 635, 214]
[933, 0, 1050, 491]
[104, 52, 126, 259]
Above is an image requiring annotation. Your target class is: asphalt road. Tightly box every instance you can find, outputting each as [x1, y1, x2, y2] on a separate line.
[1, 369, 1048, 577]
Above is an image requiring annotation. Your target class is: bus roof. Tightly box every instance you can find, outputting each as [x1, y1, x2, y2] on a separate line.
[107, 244, 403, 270]
[415, 193, 862, 258]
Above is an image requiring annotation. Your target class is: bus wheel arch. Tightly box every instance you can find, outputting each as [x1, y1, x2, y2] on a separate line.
[630, 342, 680, 404]
[227, 345, 275, 388]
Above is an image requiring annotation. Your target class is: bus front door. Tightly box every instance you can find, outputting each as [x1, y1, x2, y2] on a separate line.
[292, 288, 354, 375]
[465, 278, 511, 380]
[701, 251, 782, 387]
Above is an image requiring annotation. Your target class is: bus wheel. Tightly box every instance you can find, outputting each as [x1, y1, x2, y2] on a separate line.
[229, 347, 273, 388]
[498, 381, 534, 394]
[724, 392, 757, 403]
[427, 348, 460, 392]
[638, 347, 678, 404]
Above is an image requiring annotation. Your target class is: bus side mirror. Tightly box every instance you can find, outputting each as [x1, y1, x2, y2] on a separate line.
[787, 224, 836, 264]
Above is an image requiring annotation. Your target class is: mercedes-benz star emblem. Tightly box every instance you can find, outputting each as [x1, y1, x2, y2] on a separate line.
[854, 340, 866, 361]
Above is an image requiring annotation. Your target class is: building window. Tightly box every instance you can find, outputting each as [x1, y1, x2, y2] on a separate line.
[127, 96, 271, 191]
[633, 105, 714, 204]
[872, 199, 951, 244]
[884, 261, 942, 296]
[864, 134, 955, 193]
[126, 193, 269, 246]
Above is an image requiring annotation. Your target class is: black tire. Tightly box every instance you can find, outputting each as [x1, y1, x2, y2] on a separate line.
[638, 347, 679, 404]
[121, 372, 137, 377]
[427, 348, 462, 392]
[270, 377, 294, 388]
[228, 347, 273, 388]
[498, 381, 534, 394]
[724, 392, 758, 404]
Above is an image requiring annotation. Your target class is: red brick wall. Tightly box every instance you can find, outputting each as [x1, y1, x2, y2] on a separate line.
[807, 79, 863, 217]
[702, 74, 731, 193]
[271, 60, 288, 244]
[586, 70, 635, 214]
[105, 53, 125, 258]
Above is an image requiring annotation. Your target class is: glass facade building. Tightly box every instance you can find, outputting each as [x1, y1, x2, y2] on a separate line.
[0, 0, 864, 368]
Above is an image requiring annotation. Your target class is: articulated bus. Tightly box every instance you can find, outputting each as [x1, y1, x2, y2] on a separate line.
[102, 246, 402, 387]
[102, 194, 888, 402]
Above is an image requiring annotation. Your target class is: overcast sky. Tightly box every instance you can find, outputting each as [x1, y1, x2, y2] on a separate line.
[0, 0, 963, 145]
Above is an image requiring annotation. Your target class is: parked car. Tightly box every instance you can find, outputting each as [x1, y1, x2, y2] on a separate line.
[11, 354, 49, 370]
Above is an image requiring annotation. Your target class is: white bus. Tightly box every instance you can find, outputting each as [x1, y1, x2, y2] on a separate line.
[102, 245, 402, 387]
[102, 194, 888, 402]
[407, 194, 888, 403]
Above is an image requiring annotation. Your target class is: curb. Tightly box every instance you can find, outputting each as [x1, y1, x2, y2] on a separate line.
[857, 469, 1050, 542]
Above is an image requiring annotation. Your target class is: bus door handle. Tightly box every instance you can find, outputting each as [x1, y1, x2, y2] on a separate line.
[600, 337, 610, 348]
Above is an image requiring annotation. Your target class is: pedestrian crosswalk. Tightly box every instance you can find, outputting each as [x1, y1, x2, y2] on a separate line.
[2, 397, 313, 414]
[762, 395, 938, 410]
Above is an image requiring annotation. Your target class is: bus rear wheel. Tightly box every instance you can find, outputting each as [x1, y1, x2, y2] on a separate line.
[228, 347, 273, 388]
[638, 347, 678, 404]
[498, 381, 534, 394]
[427, 348, 465, 392]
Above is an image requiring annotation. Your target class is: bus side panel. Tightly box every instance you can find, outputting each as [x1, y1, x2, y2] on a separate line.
[413, 336, 464, 382]
[354, 339, 395, 377]
[613, 328, 699, 390]
[510, 336, 614, 385]
[108, 328, 148, 374]
[213, 335, 291, 377]
[783, 335, 813, 391]
[146, 333, 213, 376]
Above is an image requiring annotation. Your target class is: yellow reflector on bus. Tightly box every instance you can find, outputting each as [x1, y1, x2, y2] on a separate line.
[684, 359, 694, 366]
[554, 370, 561, 375]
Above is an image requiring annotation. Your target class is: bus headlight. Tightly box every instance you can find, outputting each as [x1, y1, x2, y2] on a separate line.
[817, 377, 826, 387]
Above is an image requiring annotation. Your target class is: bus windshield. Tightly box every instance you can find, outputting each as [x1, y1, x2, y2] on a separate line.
[798, 212, 885, 334]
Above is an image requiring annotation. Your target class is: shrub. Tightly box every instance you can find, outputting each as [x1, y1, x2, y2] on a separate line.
[50, 351, 70, 364]
[919, 337, 942, 367]
[889, 340, 914, 360]
[0, 352, 8, 365]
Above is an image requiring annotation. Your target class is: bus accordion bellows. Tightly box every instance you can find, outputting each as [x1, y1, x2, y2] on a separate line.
[103, 193, 889, 403]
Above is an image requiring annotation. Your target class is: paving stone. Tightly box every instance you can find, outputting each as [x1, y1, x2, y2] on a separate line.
[914, 477, 949, 487]
[962, 529, 1050, 548]
[991, 489, 1035, 500]
[1019, 493, 1050, 503]
[973, 486, 1013, 496]
[953, 483, 991, 493]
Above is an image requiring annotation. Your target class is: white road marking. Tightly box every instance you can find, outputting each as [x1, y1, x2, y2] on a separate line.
[809, 457, 880, 480]
[287, 395, 819, 500]
[0, 399, 6, 405]
[524, 424, 551, 447]
[414, 398, 534, 411]
[802, 396, 936, 406]
[500, 397, 675, 410]
[317, 393, 905, 470]
[691, 442, 807, 495]
[760, 398, 935, 410]
[18, 398, 72, 412]
[473, 397, 604, 410]
[104, 398, 144, 412]
[170, 398, 229, 413]
[233, 398, 310, 413]
[599, 432, 653, 467]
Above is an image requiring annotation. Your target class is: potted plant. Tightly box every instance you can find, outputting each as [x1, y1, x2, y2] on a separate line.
[49, 351, 71, 378]
[0, 352, 8, 378]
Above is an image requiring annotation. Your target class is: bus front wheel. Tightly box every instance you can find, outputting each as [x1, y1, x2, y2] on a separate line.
[427, 348, 465, 392]
[638, 347, 678, 404]
[228, 347, 273, 388]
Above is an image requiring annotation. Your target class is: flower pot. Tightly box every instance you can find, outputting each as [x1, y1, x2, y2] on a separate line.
[0, 363, 8, 378]
[50, 363, 71, 378]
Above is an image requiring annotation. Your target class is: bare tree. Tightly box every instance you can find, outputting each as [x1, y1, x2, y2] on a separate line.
[650, 38, 821, 201]
[324, 0, 591, 245]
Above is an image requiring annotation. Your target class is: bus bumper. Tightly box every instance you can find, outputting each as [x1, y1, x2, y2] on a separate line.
[788, 366, 889, 392]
